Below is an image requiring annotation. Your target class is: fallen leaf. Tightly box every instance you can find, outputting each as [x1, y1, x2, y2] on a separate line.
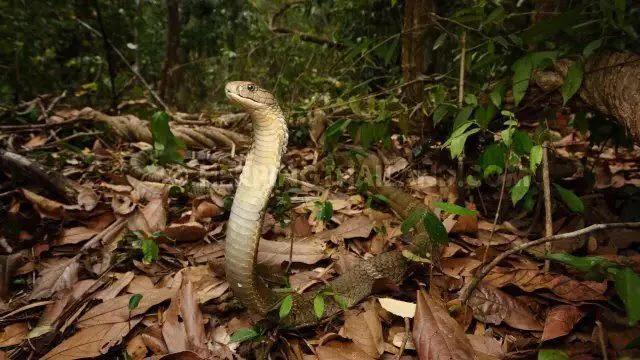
[55, 226, 98, 245]
[22, 135, 47, 149]
[257, 238, 326, 267]
[193, 200, 223, 220]
[317, 341, 376, 360]
[30, 255, 81, 300]
[467, 334, 504, 360]
[126, 334, 148, 360]
[0, 322, 28, 348]
[21, 189, 64, 219]
[378, 298, 416, 318]
[292, 215, 312, 237]
[162, 281, 211, 356]
[40, 318, 141, 360]
[308, 215, 374, 242]
[77, 186, 99, 211]
[164, 222, 207, 243]
[413, 289, 475, 360]
[467, 283, 543, 331]
[341, 301, 384, 357]
[409, 175, 438, 192]
[541, 305, 584, 341]
[112, 194, 135, 215]
[77, 288, 175, 328]
[485, 267, 607, 301]
[441, 258, 482, 279]
[94, 272, 135, 301]
[127, 175, 170, 202]
[142, 198, 167, 233]
[384, 157, 408, 178]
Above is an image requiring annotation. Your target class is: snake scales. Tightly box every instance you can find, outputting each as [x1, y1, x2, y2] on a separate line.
[224, 81, 434, 327]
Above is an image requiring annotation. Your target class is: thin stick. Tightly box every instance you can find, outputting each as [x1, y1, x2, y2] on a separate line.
[456, 31, 467, 190]
[595, 320, 608, 360]
[482, 145, 511, 266]
[395, 317, 411, 360]
[458, 222, 640, 303]
[542, 145, 553, 272]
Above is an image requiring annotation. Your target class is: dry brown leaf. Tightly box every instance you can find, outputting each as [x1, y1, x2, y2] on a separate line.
[541, 305, 584, 342]
[193, 200, 223, 220]
[413, 289, 475, 360]
[184, 243, 224, 264]
[142, 332, 168, 355]
[77, 186, 99, 211]
[100, 182, 132, 193]
[162, 281, 210, 356]
[127, 275, 156, 293]
[467, 334, 504, 360]
[257, 238, 326, 267]
[484, 267, 607, 301]
[317, 341, 376, 360]
[292, 215, 312, 237]
[22, 134, 47, 149]
[409, 175, 438, 192]
[164, 222, 207, 243]
[21, 189, 64, 219]
[40, 318, 141, 360]
[77, 288, 175, 328]
[142, 198, 167, 233]
[308, 215, 374, 243]
[112, 194, 135, 215]
[467, 283, 543, 331]
[441, 258, 482, 279]
[378, 298, 416, 318]
[126, 334, 148, 360]
[30, 255, 80, 300]
[94, 272, 135, 301]
[127, 175, 170, 202]
[384, 157, 408, 178]
[179, 266, 229, 304]
[29, 279, 97, 338]
[341, 301, 384, 357]
[55, 226, 98, 245]
[0, 322, 28, 348]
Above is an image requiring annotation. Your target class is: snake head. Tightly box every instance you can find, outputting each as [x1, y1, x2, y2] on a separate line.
[225, 81, 277, 111]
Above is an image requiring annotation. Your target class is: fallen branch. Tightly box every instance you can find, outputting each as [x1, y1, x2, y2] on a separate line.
[0, 149, 79, 203]
[458, 221, 640, 303]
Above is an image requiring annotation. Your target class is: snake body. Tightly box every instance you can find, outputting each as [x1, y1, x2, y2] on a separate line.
[224, 81, 430, 326]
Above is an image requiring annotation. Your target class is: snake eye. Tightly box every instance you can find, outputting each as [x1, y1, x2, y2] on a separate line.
[247, 84, 256, 92]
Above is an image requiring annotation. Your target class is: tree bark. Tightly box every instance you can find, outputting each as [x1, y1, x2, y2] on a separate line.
[401, 0, 434, 134]
[159, 0, 182, 106]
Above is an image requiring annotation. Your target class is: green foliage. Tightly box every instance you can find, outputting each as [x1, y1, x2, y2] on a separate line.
[230, 327, 261, 343]
[128, 294, 143, 311]
[511, 176, 531, 205]
[547, 253, 640, 325]
[401, 209, 448, 246]
[140, 238, 159, 264]
[561, 61, 584, 104]
[279, 294, 294, 319]
[538, 349, 569, 360]
[433, 202, 477, 216]
[553, 184, 585, 213]
[313, 293, 325, 319]
[150, 112, 185, 165]
[315, 201, 333, 222]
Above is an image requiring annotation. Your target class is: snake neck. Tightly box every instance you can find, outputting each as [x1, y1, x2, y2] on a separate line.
[225, 106, 288, 314]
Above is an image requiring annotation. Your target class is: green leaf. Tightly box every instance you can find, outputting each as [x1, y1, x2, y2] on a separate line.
[512, 55, 533, 106]
[553, 184, 584, 213]
[230, 327, 260, 343]
[433, 202, 477, 216]
[433, 33, 447, 50]
[316, 201, 333, 221]
[464, 94, 477, 106]
[279, 294, 293, 319]
[452, 106, 475, 130]
[423, 212, 448, 245]
[530, 145, 543, 173]
[128, 294, 143, 311]
[537, 349, 569, 360]
[613, 267, 640, 326]
[489, 81, 506, 108]
[475, 103, 497, 129]
[512, 130, 533, 156]
[333, 293, 348, 310]
[433, 104, 451, 125]
[314, 294, 325, 319]
[480, 143, 506, 176]
[141, 238, 159, 264]
[561, 62, 584, 105]
[511, 176, 531, 205]
[583, 39, 603, 57]
[500, 126, 516, 147]
[150, 111, 185, 165]
[626, 335, 640, 349]
[401, 209, 425, 234]
[546, 253, 615, 273]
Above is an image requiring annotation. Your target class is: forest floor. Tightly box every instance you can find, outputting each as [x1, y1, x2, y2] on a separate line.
[1, 96, 640, 360]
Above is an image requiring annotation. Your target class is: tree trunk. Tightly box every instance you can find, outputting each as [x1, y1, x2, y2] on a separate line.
[533, 52, 640, 142]
[159, 0, 182, 106]
[401, 0, 434, 134]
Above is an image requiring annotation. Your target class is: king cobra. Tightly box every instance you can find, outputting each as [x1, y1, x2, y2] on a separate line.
[224, 81, 432, 327]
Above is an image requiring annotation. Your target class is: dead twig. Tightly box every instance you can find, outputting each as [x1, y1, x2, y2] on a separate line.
[542, 144, 553, 272]
[459, 221, 640, 303]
